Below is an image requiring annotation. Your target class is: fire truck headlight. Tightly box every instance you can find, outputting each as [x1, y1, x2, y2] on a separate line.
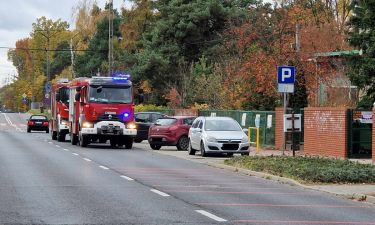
[82, 121, 94, 128]
[126, 122, 136, 129]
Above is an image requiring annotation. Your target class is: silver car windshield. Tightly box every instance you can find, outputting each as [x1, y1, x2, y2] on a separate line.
[204, 119, 241, 131]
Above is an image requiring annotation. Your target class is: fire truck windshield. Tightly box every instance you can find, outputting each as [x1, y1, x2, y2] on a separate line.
[58, 87, 70, 104]
[88, 85, 132, 104]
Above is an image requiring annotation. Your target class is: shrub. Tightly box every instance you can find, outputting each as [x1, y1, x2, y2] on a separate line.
[225, 156, 375, 184]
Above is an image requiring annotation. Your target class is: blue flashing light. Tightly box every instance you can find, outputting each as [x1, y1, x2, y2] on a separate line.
[122, 112, 130, 121]
[112, 74, 131, 82]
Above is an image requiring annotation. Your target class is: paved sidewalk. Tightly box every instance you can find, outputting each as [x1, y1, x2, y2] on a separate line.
[138, 142, 375, 205]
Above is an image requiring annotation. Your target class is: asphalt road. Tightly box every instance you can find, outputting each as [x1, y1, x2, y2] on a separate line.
[1, 112, 375, 224]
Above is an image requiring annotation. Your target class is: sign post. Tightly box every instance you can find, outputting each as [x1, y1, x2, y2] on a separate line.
[277, 66, 296, 155]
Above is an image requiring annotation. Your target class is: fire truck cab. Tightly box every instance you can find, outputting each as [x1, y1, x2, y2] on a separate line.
[50, 79, 70, 142]
[68, 75, 137, 148]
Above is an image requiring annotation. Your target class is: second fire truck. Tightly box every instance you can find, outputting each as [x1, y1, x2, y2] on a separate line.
[50, 79, 70, 142]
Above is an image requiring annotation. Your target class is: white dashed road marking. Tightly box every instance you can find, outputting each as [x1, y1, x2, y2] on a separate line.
[120, 175, 134, 181]
[195, 210, 227, 222]
[99, 166, 109, 170]
[83, 158, 92, 162]
[72, 153, 79, 156]
[55, 145, 60, 148]
[63, 149, 69, 151]
[150, 189, 170, 197]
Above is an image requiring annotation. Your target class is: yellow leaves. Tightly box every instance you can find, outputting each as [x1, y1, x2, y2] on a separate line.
[190, 103, 209, 110]
[140, 80, 152, 94]
[51, 67, 74, 84]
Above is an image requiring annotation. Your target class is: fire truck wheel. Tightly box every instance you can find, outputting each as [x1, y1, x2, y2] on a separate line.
[52, 131, 57, 140]
[71, 134, 78, 145]
[57, 132, 65, 142]
[79, 133, 89, 147]
[110, 138, 118, 148]
[124, 138, 133, 149]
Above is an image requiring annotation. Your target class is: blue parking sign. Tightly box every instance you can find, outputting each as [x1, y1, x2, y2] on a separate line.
[278, 66, 295, 84]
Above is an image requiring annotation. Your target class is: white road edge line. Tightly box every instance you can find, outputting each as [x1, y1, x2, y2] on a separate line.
[99, 166, 109, 170]
[83, 158, 92, 162]
[195, 210, 227, 222]
[150, 189, 170, 197]
[72, 153, 79, 156]
[120, 175, 134, 181]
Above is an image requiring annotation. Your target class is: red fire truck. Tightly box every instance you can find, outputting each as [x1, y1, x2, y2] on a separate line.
[50, 79, 70, 142]
[68, 75, 137, 148]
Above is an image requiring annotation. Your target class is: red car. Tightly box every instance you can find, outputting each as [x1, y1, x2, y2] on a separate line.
[148, 116, 196, 150]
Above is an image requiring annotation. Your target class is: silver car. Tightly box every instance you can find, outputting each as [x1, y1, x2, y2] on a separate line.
[188, 116, 250, 156]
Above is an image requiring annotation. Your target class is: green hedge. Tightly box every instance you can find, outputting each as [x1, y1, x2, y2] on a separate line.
[225, 156, 375, 184]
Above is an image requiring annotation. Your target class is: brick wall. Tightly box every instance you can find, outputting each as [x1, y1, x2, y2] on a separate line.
[275, 107, 283, 150]
[304, 107, 347, 158]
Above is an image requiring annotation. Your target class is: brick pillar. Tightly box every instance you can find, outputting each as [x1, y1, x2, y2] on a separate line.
[275, 107, 284, 150]
[304, 107, 347, 158]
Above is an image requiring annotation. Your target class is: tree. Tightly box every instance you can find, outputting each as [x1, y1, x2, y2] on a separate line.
[50, 41, 72, 79]
[347, 0, 375, 108]
[74, 12, 122, 76]
[132, 0, 245, 104]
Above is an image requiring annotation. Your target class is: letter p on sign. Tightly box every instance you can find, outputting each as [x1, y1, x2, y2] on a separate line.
[277, 66, 295, 84]
[281, 68, 291, 82]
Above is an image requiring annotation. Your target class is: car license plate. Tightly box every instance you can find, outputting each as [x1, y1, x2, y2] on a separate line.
[36, 122, 42, 124]
[105, 111, 116, 115]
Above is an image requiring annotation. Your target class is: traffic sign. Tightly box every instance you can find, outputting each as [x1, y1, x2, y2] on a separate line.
[278, 66, 295, 84]
[278, 66, 296, 93]
[45, 93, 50, 99]
[45, 82, 52, 92]
[22, 98, 27, 104]
[22, 93, 27, 98]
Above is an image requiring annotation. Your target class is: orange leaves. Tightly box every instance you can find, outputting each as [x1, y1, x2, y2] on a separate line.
[164, 87, 182, 109]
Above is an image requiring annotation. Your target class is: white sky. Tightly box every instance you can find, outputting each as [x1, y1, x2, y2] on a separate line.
[0, 0, 274, 87]
[0, 0, 129, 87]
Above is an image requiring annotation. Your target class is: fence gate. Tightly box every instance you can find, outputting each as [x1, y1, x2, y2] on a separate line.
[347, 109, 372, 158]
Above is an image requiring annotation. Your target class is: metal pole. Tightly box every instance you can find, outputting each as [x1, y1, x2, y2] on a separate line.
[282, 92, 286, 155]
[70, 38, 75, 78]
[108, 0, 114, 77]
[46, 33, 50, 82]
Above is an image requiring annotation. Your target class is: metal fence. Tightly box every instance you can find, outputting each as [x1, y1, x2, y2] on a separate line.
[139, 109, 276, 147]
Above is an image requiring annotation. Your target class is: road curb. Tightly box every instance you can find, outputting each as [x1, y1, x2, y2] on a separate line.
[206, 162, 375, 205]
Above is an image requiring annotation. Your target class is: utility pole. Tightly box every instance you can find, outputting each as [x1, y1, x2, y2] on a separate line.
[108, 0, 114, 77]
[35, 29, 61, 81]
